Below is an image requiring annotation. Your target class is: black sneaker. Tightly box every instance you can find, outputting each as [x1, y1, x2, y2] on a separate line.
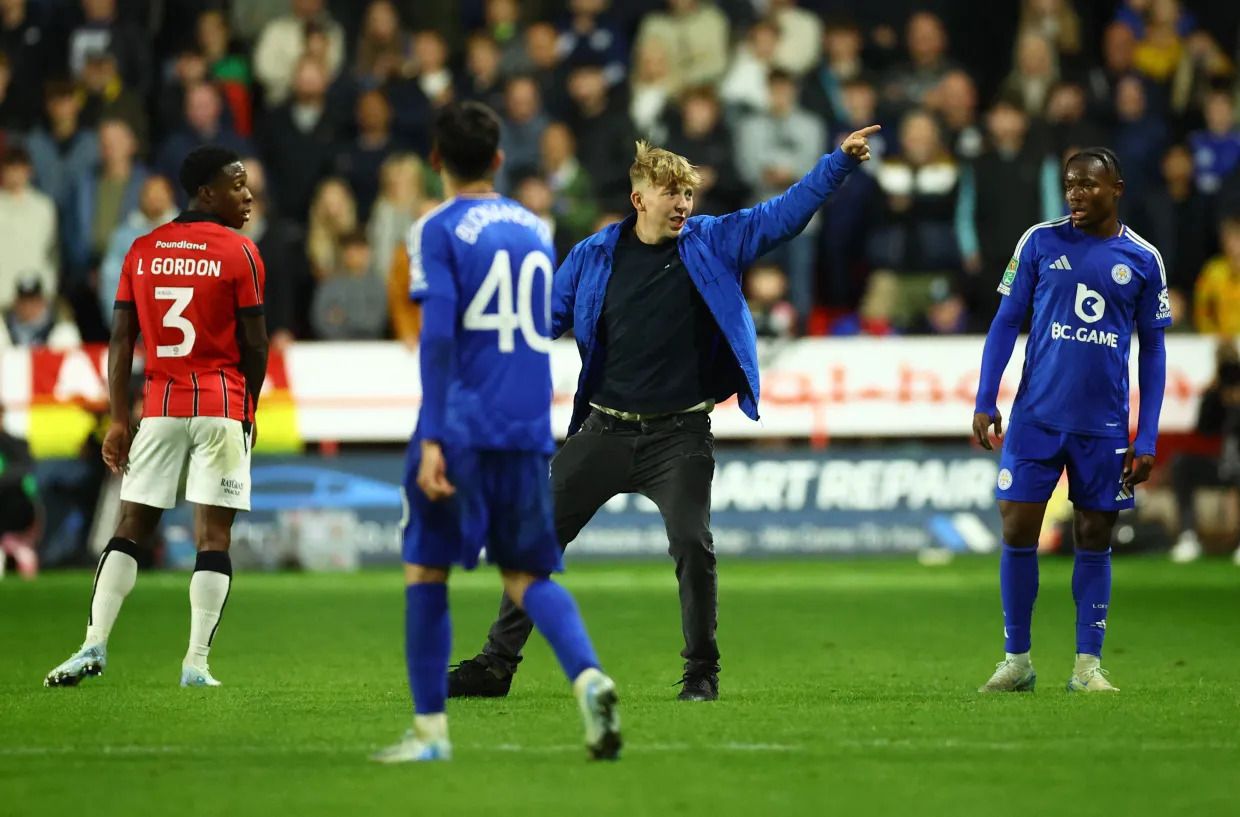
[447, 657, 513, 698]
[675, 672, 719, 701]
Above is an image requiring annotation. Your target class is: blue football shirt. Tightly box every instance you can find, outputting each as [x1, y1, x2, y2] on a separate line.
[408, 195, 557, 453]
[997, 216, 1172, 438]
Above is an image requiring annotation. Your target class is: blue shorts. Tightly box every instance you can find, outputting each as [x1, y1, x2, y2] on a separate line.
[401, 445, 563, 574]
[996, 422, 1134, 511]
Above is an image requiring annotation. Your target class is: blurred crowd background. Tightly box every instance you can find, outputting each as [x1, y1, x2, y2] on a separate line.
[1, 0, 1240, 347]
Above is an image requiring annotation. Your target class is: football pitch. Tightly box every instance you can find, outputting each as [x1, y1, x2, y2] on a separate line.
[2, 558, 1236, 816]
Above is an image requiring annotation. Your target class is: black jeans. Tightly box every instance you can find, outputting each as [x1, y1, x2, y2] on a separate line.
[1173, 453, 1237, 532]
[480, 409, 720, 676]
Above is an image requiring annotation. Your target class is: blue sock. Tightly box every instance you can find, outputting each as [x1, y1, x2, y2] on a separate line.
[522, 578, 600, 682]
[1072, 549, 1112, 657]
[405, 583, 450, 715]
[1000, 541, 1039, 654]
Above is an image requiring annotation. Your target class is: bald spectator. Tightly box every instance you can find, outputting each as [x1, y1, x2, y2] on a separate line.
[253, 0, 345, 106]
[635, 0, 730, 95]
[0, 147, 56, 310]
[155, 81, 252, 196]
[260, 56, 345, 221]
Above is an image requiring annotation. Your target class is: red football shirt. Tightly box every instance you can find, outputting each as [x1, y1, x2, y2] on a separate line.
[115, 213, 266, 420]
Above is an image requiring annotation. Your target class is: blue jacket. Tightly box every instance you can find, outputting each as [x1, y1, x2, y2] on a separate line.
[552, 147, 860, 435]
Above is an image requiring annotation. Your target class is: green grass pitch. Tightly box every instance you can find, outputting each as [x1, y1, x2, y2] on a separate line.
[2, 558, 1237, 816]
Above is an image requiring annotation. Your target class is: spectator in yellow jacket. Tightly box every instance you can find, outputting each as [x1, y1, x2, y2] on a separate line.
[1193, 215, 1240, 334]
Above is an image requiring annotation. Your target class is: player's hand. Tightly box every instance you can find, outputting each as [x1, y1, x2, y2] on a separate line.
[417, 440, 456, 502]
[972, 410, 1004, 451]
[1122, 448, 1155, 492]
[243, 419, 258, 449]
[841, 125, 881, 162]
[102, 421, 133, 475]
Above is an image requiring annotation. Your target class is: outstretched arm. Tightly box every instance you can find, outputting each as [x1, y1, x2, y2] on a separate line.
[700, 125, 879, 269]
[972, 294, 1026, 450]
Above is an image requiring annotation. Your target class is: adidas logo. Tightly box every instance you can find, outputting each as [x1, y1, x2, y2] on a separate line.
[1115, 485, 1133, 501]
[1049, 255, 1072, 270]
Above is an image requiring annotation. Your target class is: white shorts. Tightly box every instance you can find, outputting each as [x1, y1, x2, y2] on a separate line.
[119, 417, 252, 511]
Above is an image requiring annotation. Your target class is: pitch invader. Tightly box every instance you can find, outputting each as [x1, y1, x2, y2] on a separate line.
[372, 102, 619, 763]
[972, 147, 1170, 693]
[44, 147, 268, 689]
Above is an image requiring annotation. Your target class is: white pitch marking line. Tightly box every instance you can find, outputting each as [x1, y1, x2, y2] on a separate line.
[0, 742, 805, 757]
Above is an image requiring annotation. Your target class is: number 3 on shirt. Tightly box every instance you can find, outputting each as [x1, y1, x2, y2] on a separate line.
[463, 250, 553, 353]
[154, 286, 196, 358]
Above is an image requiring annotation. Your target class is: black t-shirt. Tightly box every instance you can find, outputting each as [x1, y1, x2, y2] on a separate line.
[590, 227, 720, 414]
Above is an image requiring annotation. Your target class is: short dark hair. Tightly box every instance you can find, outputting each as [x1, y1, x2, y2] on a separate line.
[341, 228, 370, 248]
[768, 67, 795, 86]
[1, 145, 32, 167]
[433, 101, 501, 182]
[1066, 146, 1123, 181]
[179, 145, 241, 198]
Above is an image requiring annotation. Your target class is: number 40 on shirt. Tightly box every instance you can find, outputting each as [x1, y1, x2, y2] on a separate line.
[463, 249, 555, 354]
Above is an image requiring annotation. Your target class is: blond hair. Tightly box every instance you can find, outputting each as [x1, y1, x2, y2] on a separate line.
[629, 140, 701, 191]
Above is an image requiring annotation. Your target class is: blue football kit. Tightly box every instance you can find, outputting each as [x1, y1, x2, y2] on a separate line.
[982, 216, 1172, 511]
[402, 195, 561, 573]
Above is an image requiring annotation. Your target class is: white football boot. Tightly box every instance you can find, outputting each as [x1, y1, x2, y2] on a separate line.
[978, 656, 1037, 692]
[573, 668, 622, 760]
[180, 664, 222, 687]
[44, 644, 107, 687]
[1066, 655, 1119, 692]
[372, 715, 452, 763]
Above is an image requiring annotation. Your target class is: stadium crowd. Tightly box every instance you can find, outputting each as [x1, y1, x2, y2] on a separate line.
[1, 0, 1240, 347]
